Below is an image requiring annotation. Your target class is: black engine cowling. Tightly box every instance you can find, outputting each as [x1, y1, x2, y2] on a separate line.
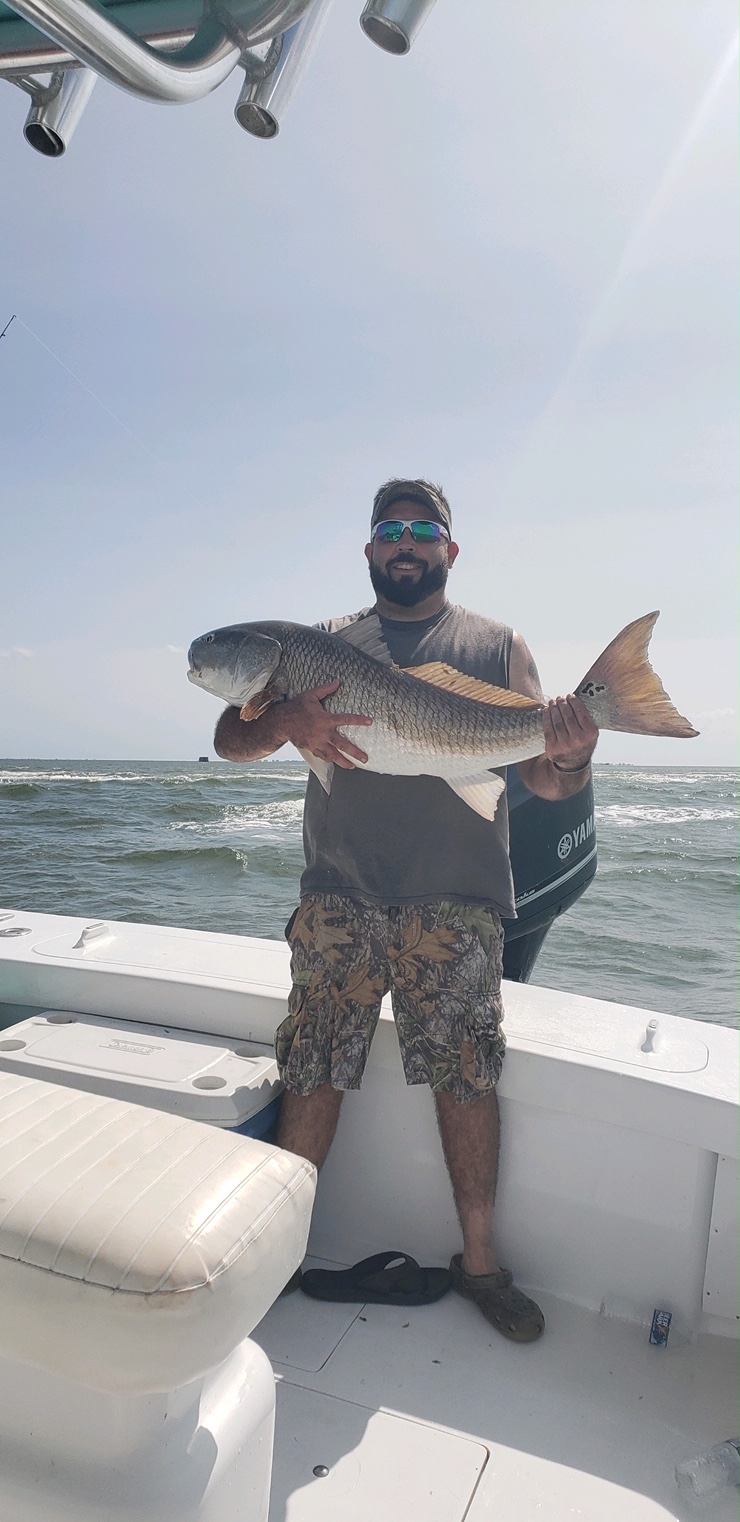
[502, 769, 597, 982]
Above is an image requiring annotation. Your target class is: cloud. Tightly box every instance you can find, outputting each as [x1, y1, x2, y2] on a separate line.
[0, 646, 33, 659]
[165, 645, 186, 654]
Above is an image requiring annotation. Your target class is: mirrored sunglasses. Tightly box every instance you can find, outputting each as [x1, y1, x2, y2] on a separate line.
[372, 519, 450, 544]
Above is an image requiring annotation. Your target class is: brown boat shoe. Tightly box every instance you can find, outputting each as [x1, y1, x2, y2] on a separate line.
[449, 1254, 545, 1342]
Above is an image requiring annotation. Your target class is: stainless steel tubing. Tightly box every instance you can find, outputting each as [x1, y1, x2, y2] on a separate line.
[0, 0, 207, 75]
[2, 0, 314, 103]
[23, 65, 95, 153]
[1, 40, 188, 75]
[360, 0, 437, 55]
[234, 0, 332, 137]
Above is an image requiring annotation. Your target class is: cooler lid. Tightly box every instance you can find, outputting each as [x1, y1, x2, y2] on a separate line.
[0, 1012, 281, 1126]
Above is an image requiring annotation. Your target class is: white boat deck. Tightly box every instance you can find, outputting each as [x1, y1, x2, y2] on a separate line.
[0, 911, 736, 1522]
[255, 1260, 738, 1522]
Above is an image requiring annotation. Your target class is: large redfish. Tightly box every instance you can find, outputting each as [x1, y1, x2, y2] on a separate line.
[187, 612, 697, 819]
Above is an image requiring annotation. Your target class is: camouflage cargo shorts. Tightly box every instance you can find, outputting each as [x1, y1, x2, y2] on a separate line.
[275, 893, 506, 1103]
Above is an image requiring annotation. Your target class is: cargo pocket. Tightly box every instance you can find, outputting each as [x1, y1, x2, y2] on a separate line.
[461, 998, 507, 1094]
[275, 970, 322, 1091]
[439, 902, 502, 958]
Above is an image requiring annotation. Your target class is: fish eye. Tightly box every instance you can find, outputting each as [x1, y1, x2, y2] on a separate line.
[205, 634, 214, 644]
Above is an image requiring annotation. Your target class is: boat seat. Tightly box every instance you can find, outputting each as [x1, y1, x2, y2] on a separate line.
[0, 1071, 315, 1393]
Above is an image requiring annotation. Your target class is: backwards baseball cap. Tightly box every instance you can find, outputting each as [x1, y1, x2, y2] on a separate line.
[370, 477, 453, 538]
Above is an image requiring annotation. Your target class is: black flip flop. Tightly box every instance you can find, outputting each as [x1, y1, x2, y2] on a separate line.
[300, 1252, 451, 1306]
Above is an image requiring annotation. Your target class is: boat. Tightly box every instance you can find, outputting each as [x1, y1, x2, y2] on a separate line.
[0, 904, 736, 1520]
[0, 0, 735, 1514]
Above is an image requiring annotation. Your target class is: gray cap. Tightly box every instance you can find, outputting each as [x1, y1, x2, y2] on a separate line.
[370, 478, 452, 537]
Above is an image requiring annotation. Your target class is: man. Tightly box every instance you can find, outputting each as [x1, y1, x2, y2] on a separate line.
[215, 478, 598, 1342]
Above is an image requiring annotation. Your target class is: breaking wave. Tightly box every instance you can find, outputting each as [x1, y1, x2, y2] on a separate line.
[170, 801, 304, 835]
[0, 770, 167, 785]
[114, 846, 250, 870]
[596, 804, 738, 826]
[0, 765, 308, 787]
[0, 782, 43, 799]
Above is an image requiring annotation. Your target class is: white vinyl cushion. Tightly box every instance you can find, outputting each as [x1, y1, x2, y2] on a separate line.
[0, 1072, 315, 1392]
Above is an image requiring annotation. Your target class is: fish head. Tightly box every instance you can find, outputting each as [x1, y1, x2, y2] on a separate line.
[187, 624, 282, 706]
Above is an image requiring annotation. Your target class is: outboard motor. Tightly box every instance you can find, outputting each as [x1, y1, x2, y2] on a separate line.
[503, 769, 597, 982]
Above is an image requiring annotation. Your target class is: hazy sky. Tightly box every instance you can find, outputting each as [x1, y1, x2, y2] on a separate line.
[1, 1, 737, 763]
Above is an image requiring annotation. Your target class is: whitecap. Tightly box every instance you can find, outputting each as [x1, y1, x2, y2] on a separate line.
[596, 804, 738, 826]
[169, 800, 304, 838]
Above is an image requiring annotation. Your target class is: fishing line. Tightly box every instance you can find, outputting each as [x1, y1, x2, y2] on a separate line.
[1, 312, 208, 517]
[4, 313, 161, 464]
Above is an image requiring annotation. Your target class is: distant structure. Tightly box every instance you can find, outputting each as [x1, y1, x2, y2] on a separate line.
[0, 1, 439, 158]
[198, 756, 209, 763]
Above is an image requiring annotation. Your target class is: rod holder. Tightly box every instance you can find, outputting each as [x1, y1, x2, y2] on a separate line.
[23, 66, 95, 154]
[235, 0, 333, 138]
[360, 0, 437, 55]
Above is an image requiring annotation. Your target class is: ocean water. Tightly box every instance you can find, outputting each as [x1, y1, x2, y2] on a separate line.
[0, 760, 737, 1028]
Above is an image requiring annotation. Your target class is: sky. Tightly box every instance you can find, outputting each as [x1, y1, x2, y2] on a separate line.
[0, 0, 737, 764]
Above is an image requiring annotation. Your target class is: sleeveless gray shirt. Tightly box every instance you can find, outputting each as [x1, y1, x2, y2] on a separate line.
[300, 603, 517, 915]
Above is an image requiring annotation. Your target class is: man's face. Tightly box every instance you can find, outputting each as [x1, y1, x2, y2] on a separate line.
[364, 499, 459, 608]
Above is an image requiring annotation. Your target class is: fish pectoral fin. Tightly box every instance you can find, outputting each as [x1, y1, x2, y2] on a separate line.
[446, 772, 507, 821]
[298, 748, 334, 795]
[407, 664, 541, 708]
[239, 686, 278, 722]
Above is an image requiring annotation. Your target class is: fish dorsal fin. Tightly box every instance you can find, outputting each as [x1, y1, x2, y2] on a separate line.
[332, 613, 394, 666]
[408, 663, 541, 709]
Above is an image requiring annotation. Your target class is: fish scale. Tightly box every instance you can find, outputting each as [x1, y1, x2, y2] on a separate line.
[263, 622, 543, 771]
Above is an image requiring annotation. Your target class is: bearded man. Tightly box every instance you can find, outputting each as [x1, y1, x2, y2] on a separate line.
[215, 478, 597, 1342]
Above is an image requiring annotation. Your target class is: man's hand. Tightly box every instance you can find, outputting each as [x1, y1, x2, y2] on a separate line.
[280, 681, 372, 769]
[542, 694, 598, 773]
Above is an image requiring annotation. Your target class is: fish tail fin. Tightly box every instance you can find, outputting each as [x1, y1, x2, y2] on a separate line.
[575, 612, 699, 738]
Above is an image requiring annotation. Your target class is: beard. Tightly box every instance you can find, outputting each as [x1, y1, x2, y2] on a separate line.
[369, 552, 448, 608]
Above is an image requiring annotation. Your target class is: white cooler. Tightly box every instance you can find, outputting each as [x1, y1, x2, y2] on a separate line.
[0, 1011, 283, 1139]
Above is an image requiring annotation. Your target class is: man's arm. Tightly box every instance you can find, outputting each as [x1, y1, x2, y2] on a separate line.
[214, 681, 373, 767]
[508, 632, 598, 799]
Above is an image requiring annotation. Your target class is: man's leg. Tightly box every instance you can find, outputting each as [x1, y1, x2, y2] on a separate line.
[392, 902, 544, 1339]
[440, 1084, 545, 1339]
[434, 1089, 500, 1276]
[278, 1083, 344, 1170]
[275, 895, 387, 1173]
[391, 902, 506, 1276]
